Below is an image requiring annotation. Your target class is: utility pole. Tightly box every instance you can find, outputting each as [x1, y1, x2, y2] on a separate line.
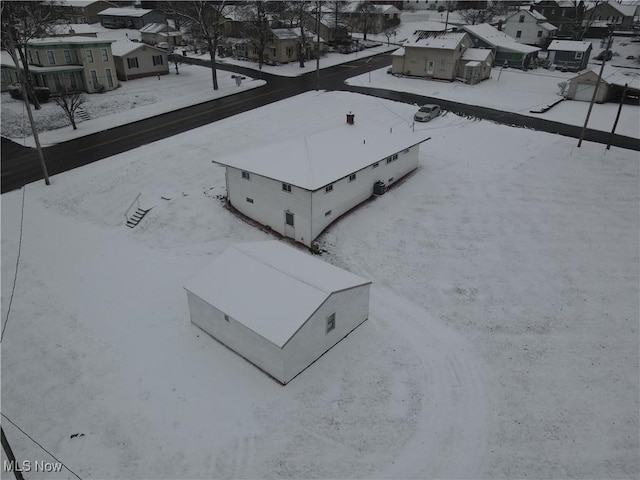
[316, 0, 321, 91]
[577, 32, 611, 148]
[606, 83, 628, 150]
[1, 427, 26, 480]
[20, 72, 50, 185]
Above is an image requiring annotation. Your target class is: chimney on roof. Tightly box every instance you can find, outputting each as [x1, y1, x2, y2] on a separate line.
[346, 111, 355, 125]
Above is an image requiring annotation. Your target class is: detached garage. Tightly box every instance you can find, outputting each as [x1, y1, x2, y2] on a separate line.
[185, 241, 371, 385]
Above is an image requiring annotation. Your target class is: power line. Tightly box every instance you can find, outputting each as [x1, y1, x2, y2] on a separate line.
[0, 413, 82, 480]
[1, 186, 26, 343]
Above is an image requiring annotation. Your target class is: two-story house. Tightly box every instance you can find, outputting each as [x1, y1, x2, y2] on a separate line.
[584, 0, 639, 30]
[503, 7, 557, 48]
[54, 0, 116, 24]
[533, 0, 583, 36]
[97, 7, 165, 30]
[462, 23, 541, 69]
[9, 37, 119, 94]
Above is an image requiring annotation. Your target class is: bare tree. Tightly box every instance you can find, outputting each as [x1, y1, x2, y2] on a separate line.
[278, 1, 315, 67]
[575, 0, 603, 40]
[53, 86, 85, 130]
[159, 1, 230, 90]
[1, 1, 58, 110]
[382, 24, 398, 45]
[240, 1, 271, 70]
[353, 1, 379, 41]
[458, 8, 494, 25]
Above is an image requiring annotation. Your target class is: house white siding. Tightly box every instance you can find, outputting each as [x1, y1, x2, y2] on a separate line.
[227, 167, 313, 245]
[310, 144, 420, 240]
[282, 285, 370, 383]
[186, 290, 285, 381]
[504, 11, 555, 47]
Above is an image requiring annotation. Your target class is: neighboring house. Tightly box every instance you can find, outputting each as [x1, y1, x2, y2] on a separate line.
[213, 122, 431, 247]
[97, 7, 165, 30]
[457, 47, 494, 84]
[0, 51, 20, 92]
[185, 240, 372, 385]
[533, 0, 583, 35]
[3, 37, 119, 94]
[566, 65, 640, 102]
[401, 0, 456, 11]
[462, 23, 541, 69]
[54, 0, 116, 24]
[49, 23, 99, 38]
[344, 3, 402, 34]
[390, 31, 473, 80]
[111, 40, 168, 80]
[139, 23, 182, 47]
[264, 28, 313, 64]
[584, 0, 638, 30]
[311, 13, 351, 44]
[503, 7, 557, 47]
[546, 40, 591, 71]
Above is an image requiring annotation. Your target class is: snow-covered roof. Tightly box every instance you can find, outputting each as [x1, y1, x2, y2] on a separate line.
[461, 47, 493, 61]
[49, 23, 99, 36]
[538, 22, 558, 31]
[185, 241, 371, 348]
[462, 23, 540, 54]
[213, 124, 431, 191]
[404, 31, 467, 49]
[110, 39, 165, 56]
[1, 50, 17, 67]
[390, 46, 405, 57]
[139, 23, 177, 34]
[572, 65, 640, 91]
[271, 28, 302, 40]
[98, 7, 154, 17]
[548, 40, 591, 52]
[413, 21, 448, 33]
[56, 0, 112, 7]
[465, 61, 481, 67]
[523, 7, 547, 21]
[27, 36, 114, 46]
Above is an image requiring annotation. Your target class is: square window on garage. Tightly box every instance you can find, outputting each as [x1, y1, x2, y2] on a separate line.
[349, 173, 356, 182]
[372, 162, 379, 169]
[246, 197, 254, 203]
[325, 210, 332, 217]
[242, 171, 251, 180]
[325, 184, 333, 193]
[282, 183, 292, 192]
[326, 313, 336, 333]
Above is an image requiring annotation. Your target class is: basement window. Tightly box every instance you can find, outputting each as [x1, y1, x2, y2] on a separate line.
[326, 313, 336, 333]
[516, 30, 522, 38]
[282, 183, 292, 192]
[246, 197, 254, 203]
[242, 171, 251, 180]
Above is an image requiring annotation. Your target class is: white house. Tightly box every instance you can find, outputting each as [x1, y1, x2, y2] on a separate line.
[213, 121, 431, 247]
[185, 241, 372, 385]
[503, 7, 557, 47]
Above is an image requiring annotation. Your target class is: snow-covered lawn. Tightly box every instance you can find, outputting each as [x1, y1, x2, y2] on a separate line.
[2, 91, 638, 478]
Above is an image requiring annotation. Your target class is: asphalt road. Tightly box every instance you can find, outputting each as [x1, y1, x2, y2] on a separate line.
[2, 52, 638, 193]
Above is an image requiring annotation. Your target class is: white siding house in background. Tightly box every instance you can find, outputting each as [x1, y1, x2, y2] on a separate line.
[185, 241, 372, 385]
[213, 121, 431, 247]
[503, 7, 557, 48]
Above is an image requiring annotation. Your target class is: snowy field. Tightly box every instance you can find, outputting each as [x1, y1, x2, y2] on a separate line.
[1, 91, 638, 479]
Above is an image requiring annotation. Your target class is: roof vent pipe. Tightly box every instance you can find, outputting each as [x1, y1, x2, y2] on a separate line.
[346, 112, 355, 125]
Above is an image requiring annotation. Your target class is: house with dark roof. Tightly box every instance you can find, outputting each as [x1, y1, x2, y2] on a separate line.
[533, 0, 584, 35]
[546, 40, 591, 71]
[139, 23, 182, 47]
[584, 0, 638, 30]
[110, 40, 168, 80]
[97, 7, 165, 29]
[54, 0, 116, 24]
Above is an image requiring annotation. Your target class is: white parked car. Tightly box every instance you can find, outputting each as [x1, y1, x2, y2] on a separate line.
[414, 104, 441, 122]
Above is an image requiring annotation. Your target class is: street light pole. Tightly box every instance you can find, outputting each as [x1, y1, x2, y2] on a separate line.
[20, 73, 50, 185]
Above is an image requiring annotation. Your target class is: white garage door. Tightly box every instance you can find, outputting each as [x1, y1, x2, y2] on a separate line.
[574, 83, 596, 102]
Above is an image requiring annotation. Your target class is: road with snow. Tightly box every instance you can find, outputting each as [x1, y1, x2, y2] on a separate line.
[2, 52, 638, 193]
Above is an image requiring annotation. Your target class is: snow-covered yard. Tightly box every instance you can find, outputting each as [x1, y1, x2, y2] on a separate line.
[1, 91, 638, 478]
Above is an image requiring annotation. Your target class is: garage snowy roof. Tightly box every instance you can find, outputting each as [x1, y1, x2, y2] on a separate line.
[185, 241, 371, 347]
[213, 124, 431, 190]
[98, 7, 154, 17]
[548, 40, 591, 52]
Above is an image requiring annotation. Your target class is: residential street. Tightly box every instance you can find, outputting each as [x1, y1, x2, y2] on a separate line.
[2, 51, 638, 193]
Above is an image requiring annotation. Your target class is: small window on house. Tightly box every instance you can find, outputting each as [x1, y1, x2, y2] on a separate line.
[127, 57, 139, 68]
[537, 30, 543, 38]
[246, 197, 254, 203]
[46, 50, 55, 65]
[105, 68, 114, 88]
[403, 148, 410, 154]
[575, 51, 583, 60]
[153, 55, 163, 66]
[393, 154, 398, 160]
[326, 313, 336, 333]
[64, 49, 72, 64]
[519, 15, 525, 23]
[550, 8, 555, 14]
[349, 173, 356, 182]
[325, 210, 332, 217]
[101, 48, 108, 61]
[386, 156, 393, 164]
[389, 177, 394, 183]
[242, 171, 251, 180]
[372, 162, 379, 168]
[224, 314, 230, 322]
[440, 59, 447, 71]
[90, 69, 98, 87]
[86, 49, 94, 63]
[325, 184, 333, 193]
[0, 70, 5, 84]
[282, 183, 292, 192]
[516, 30, 522, 38]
